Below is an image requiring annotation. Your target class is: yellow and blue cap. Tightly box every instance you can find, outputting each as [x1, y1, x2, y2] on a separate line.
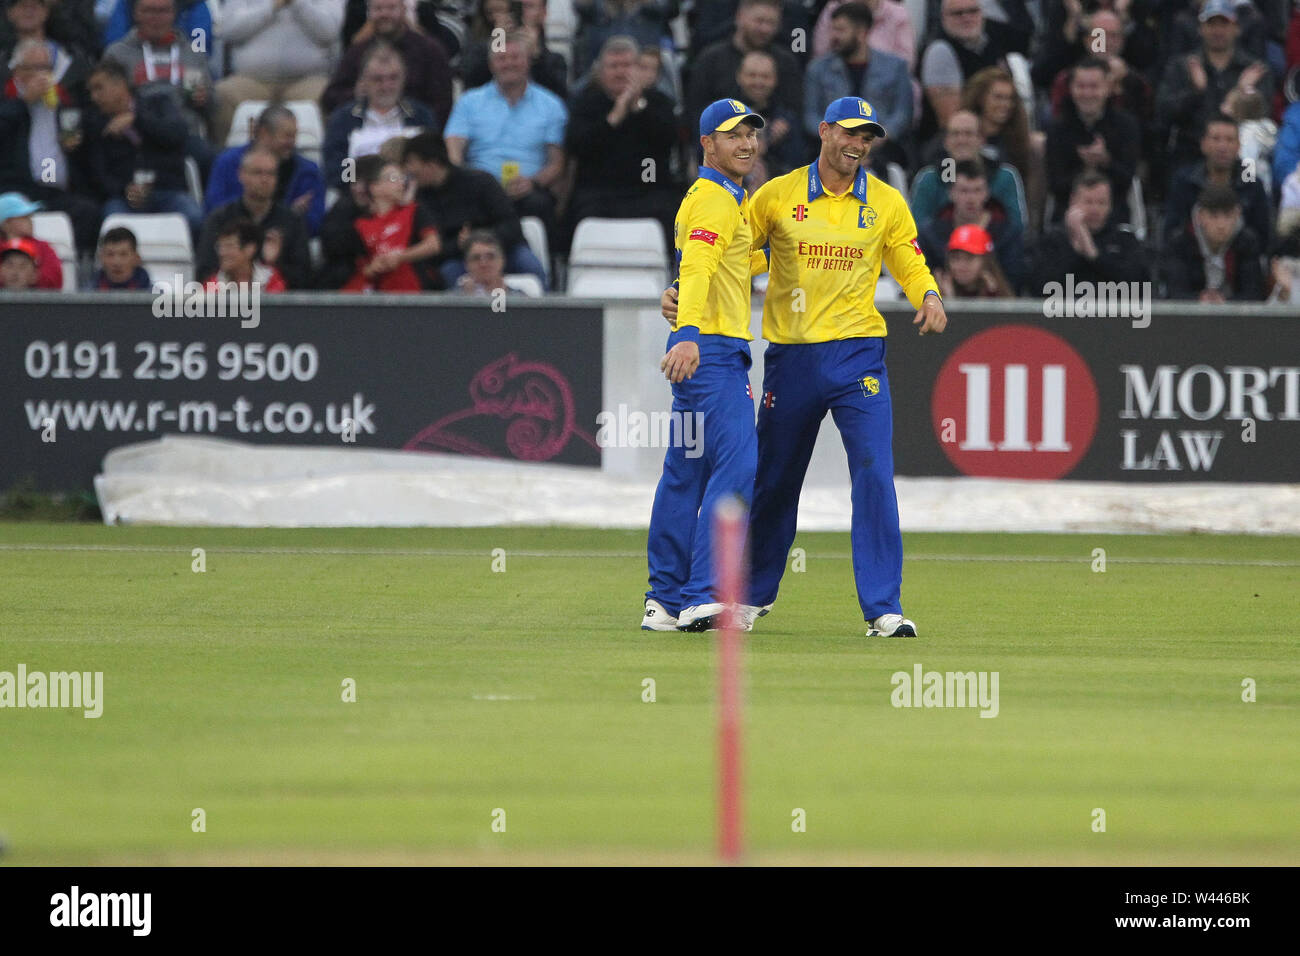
[823, 96, 886, 137]
[699, 98, 765, 137]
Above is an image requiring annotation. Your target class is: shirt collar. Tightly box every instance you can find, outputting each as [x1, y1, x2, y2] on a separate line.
[807, 162, 867, 202]
[698, 166, 745, 205]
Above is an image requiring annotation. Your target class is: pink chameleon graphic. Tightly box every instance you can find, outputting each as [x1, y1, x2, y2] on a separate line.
[404, 353, 598, 461]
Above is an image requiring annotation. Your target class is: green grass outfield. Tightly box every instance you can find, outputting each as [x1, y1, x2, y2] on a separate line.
[1, 524, 1297, 866]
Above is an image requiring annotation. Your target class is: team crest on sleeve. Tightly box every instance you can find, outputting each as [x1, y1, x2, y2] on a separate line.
[689, 228, 719, 245]
[858, 205, 877, 228]
[910, 238, 923, 255]
[860, 376, 880, 397]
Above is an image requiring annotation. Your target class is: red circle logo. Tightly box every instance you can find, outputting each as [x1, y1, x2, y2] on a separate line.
[931, 325, 1098, 479]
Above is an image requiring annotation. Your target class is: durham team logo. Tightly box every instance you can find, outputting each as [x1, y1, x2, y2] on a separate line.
[729, 99, 746, 113]
[861, 375, 880, 397]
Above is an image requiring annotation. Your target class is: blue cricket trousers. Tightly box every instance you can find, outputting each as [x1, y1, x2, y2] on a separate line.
[646, 335, 757, 613]
[750, 337, 903, 621]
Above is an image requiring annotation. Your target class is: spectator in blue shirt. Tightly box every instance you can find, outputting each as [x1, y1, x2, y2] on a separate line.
[101, 0, 209, 49]
[206, 104, 326, 236]
[444, 29, 566, 246]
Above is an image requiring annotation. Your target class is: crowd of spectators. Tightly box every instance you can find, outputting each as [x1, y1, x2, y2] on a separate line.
[0, 0, 1297, 301]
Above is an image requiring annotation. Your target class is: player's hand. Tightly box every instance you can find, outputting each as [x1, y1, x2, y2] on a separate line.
[660, 285, 678, 326]
[660, 340, 699, 383]
[914, 294, 947, 335]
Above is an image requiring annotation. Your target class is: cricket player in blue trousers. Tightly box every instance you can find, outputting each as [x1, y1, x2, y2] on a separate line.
[641, 99, 766, 633]
[662, 97, 948, 637]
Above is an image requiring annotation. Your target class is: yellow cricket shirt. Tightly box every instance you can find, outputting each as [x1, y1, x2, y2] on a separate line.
[672, 167, 754, 342]
[749, 163, 940, 344]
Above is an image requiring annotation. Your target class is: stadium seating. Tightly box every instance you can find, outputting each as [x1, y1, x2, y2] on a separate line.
[567, 268, 666, 298]
[99, 213, 194, 284]
[520, 216, 550, 283]
[224, 100, 324, 167]
[505, 273, 544, 297]
[30, 211, 78, 291]
[886, 162, 909, 197]
[283, 101, 325, 168]
[1127, 178, 1147, 243]
[184, 157, 204, 208]
[568, 218, 668, 294]
[226, 100, 266, 147]
[570, 217, 666, 267]
[545, 0, 577, 74]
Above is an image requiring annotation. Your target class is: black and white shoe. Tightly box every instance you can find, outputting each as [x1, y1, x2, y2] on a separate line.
[641, 600, 678, 631]
[677, 603, 727, 631]
[866, 614, 918, 637]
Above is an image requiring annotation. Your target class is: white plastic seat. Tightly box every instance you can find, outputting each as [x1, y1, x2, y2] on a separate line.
[30, 210, 77, 289]
[886, 162, 909, 197]
[226, 99, 269, 147]
[519, 215, 549, 282]
[184, 156, 203, 207]
[283, 100, 324, 167]
[567, 267, 666, 298]
[875, 273, 902, 302]
[1127, 177, 1147, 242]
[228, 99, 322, 166]
[504, 273, 544, 297]
[570, 217, 667, 269]
[31, 210, 74, 259]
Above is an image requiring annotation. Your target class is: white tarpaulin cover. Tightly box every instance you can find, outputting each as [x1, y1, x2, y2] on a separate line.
[94, 436, 1300, 533]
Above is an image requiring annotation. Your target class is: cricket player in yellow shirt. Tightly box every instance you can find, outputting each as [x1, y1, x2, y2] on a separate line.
[749, 96, 947, 637]
[642, 98, 765, 633]
[664, 96, 948, 637]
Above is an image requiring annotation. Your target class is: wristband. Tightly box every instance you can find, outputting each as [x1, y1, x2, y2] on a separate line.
[924, 290, 941, 301]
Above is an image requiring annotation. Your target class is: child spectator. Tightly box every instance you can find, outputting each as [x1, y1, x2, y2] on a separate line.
[342, 158, 441, 291]
[0, 191, 63, 288]
[0, 234, 40, 288]
[203, 217, 286, 291]
[92, 225, 150, 288]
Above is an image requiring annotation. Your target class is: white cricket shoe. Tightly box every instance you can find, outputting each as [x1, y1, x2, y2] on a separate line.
[677, 603, 728, 632]
[866, 614, 918, 637]
[641, 600, 678, 631]
[739, 604, 773, 630]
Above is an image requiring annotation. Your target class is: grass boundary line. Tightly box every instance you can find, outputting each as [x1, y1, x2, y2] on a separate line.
[0, 542, 1297, 567]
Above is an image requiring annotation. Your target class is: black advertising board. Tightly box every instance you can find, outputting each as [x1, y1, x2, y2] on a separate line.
[875, 303, 1299, 482]
[2, 293, 604, 490]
